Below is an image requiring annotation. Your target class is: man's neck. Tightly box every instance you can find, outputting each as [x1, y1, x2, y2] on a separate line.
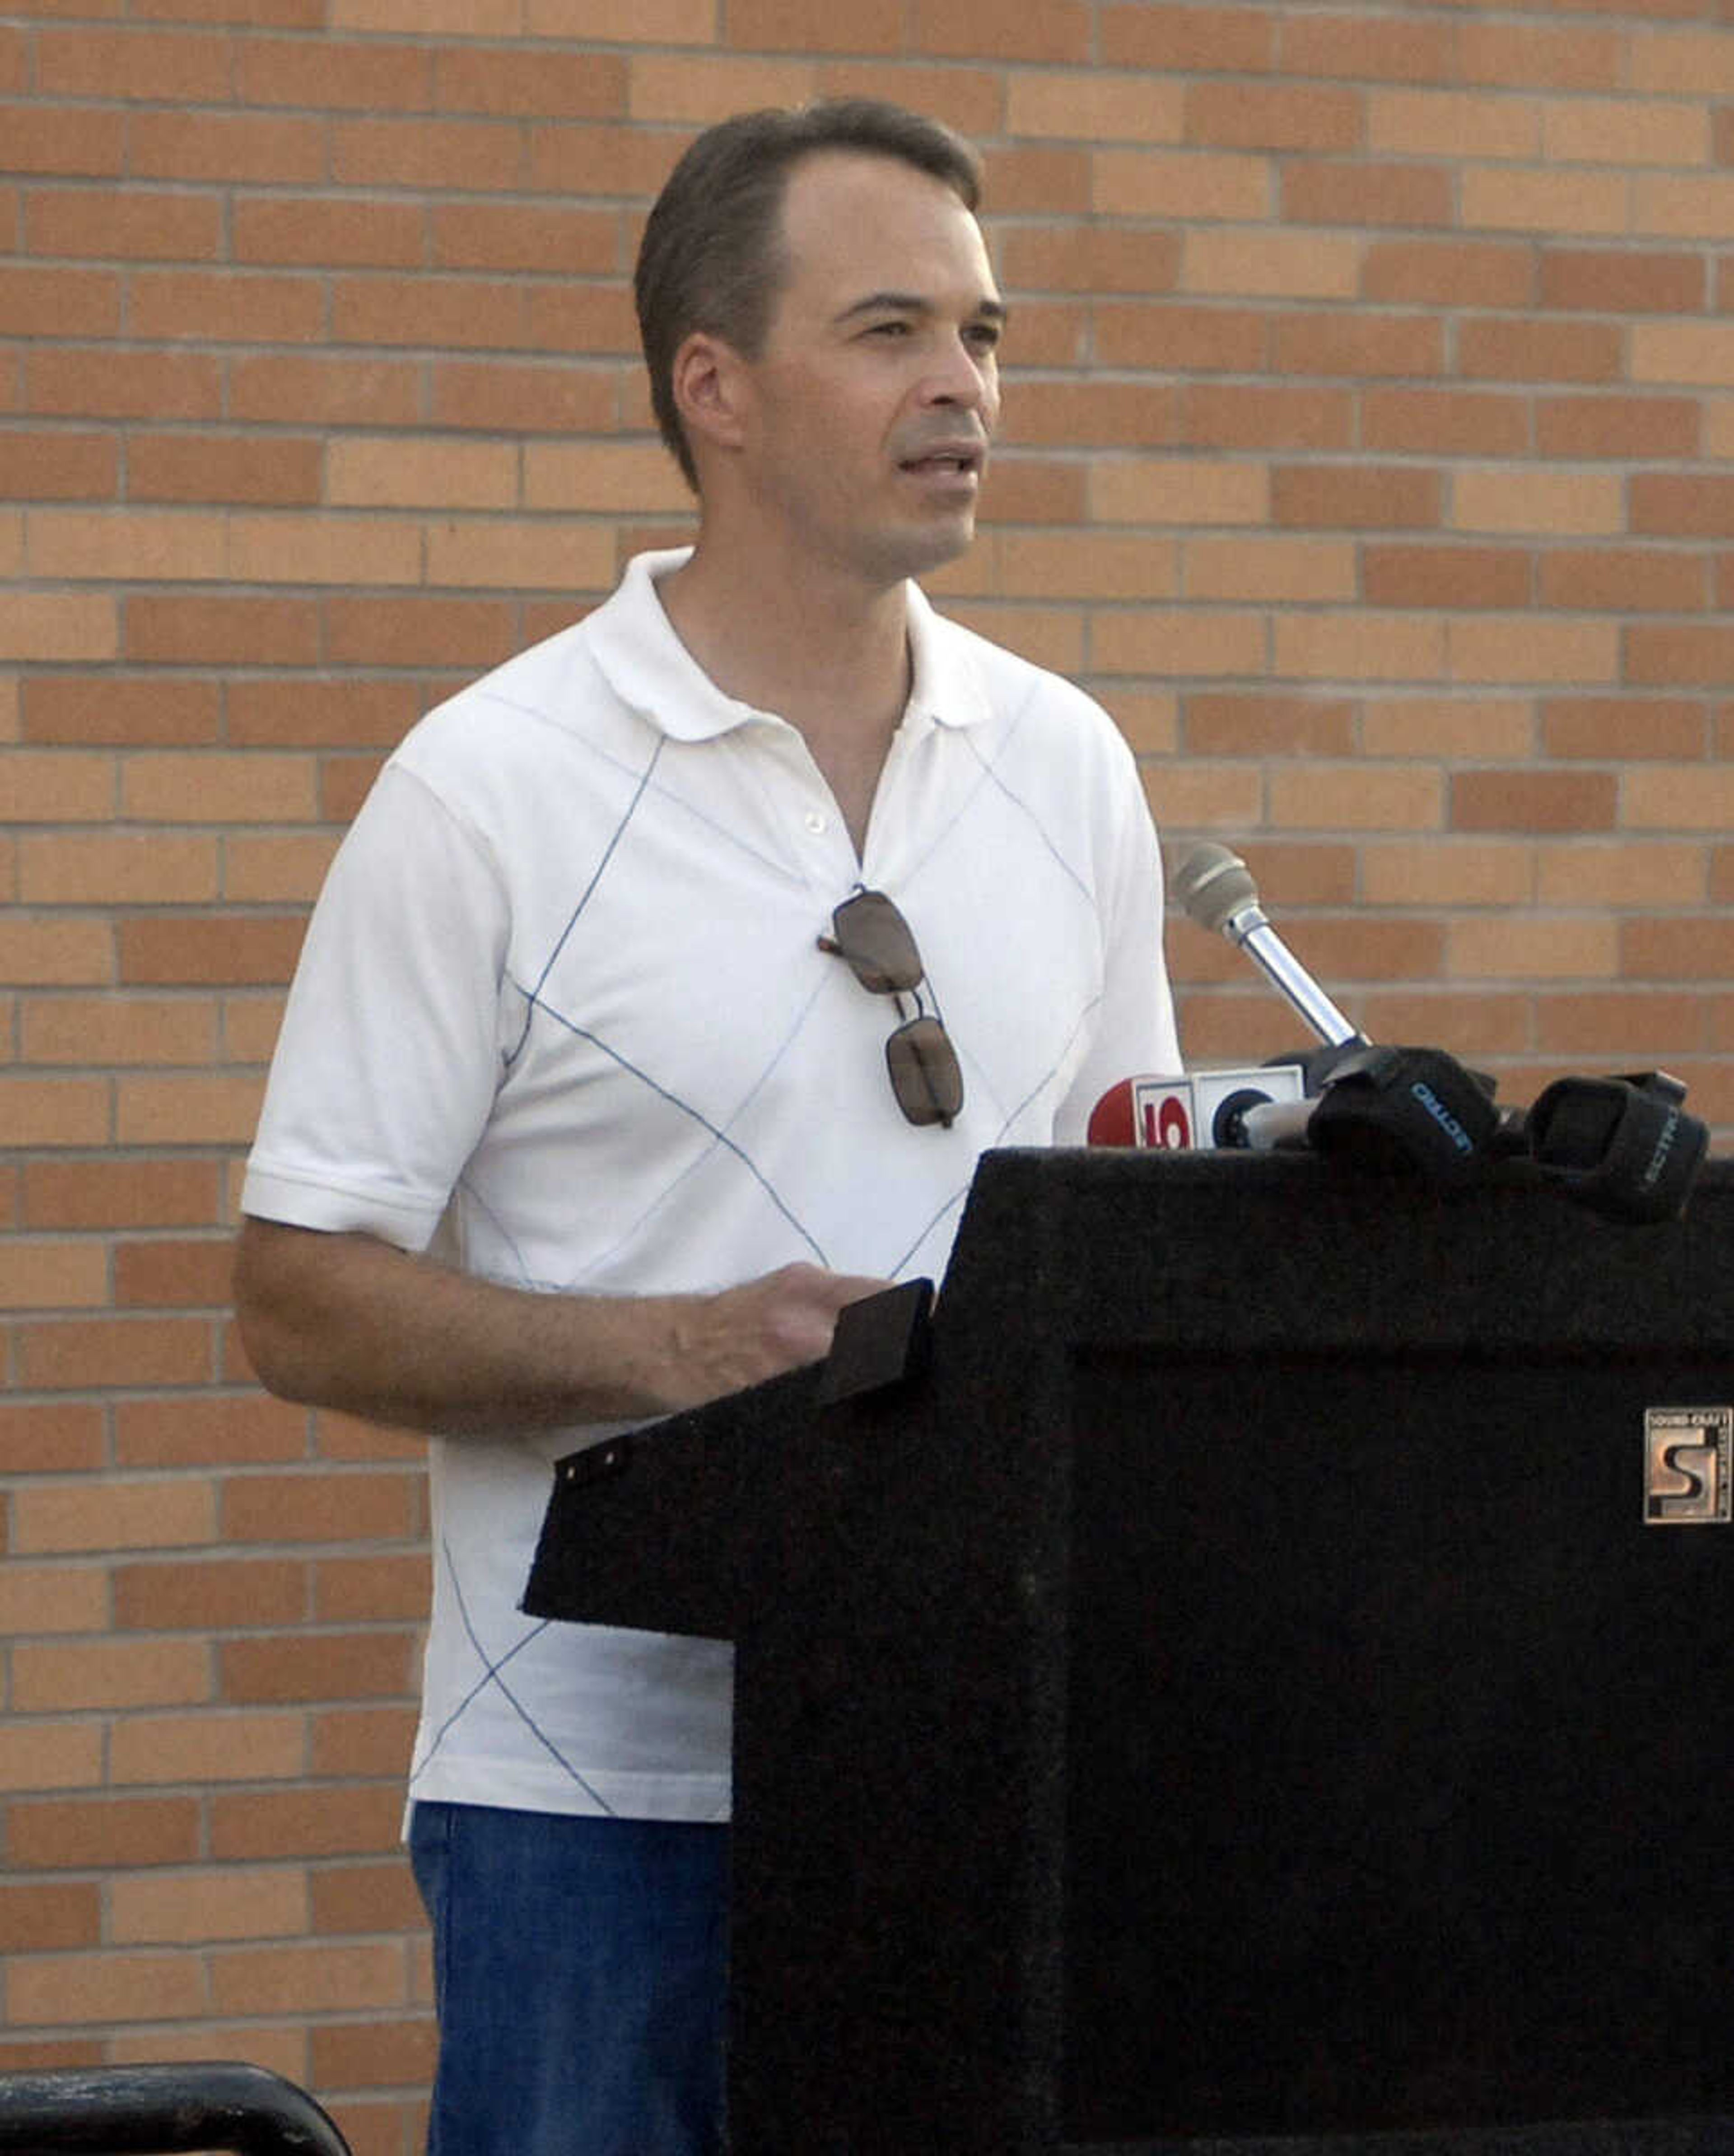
[657, 536, 914, 857]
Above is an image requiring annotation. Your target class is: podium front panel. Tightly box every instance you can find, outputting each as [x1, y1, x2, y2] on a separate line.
[1062, 1345, 1733, 2141]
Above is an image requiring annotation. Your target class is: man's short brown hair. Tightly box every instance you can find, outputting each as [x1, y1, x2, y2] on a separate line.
[634, 99, 984, 491]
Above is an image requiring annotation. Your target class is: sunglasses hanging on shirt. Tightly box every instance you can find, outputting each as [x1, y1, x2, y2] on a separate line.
[818, 889, 964, 1130]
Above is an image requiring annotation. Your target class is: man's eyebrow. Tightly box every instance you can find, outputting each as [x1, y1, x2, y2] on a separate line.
[832, 290, 1010, 327]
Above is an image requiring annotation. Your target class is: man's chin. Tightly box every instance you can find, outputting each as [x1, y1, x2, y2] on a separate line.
[872, 509, 979, 585]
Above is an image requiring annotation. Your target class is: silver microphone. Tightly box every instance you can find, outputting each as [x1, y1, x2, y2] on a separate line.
[1170, 842, 1366, 1051]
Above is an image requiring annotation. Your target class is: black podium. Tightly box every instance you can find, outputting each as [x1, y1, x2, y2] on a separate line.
[524, 1151, 1734, 2156]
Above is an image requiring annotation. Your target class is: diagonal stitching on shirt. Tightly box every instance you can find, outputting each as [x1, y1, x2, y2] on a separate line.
[503, 735, 665, 1072]
[884, 987, 1108, 1278]
[408, 1537, 616, 1815]
[560, 972, 834, 1287]
[956, 723, 1093, 904]
[520, 999, 830, 1269]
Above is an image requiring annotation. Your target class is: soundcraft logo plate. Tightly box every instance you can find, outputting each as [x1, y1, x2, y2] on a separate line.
[1644, 1407, 1732, 1525]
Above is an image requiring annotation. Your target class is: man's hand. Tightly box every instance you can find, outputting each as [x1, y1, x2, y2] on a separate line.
[659, 1262, 891, 1410]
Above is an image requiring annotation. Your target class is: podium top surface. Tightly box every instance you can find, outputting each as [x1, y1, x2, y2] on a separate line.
[937, 1146, 1734, 1357]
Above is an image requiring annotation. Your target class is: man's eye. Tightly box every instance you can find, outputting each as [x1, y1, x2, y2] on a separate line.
[868, 320, 911, 337]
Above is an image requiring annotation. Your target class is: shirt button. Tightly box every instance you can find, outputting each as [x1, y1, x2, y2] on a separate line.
[804, 811, 828, 835]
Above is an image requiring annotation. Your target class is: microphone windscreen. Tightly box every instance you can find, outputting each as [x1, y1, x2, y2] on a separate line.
[1086, 1078, 1137, 1147]
[1171, 842, 1259, 936]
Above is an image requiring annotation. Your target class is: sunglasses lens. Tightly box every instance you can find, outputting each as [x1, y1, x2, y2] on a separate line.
[886, 1016, 964, 1128]
[830, 891, 924, 994]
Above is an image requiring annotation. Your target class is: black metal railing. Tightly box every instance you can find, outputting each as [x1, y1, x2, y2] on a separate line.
[0, 2063, 352, 2156]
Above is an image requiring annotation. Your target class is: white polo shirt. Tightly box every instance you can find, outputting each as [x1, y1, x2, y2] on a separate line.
[242, 548, 1179, 1822]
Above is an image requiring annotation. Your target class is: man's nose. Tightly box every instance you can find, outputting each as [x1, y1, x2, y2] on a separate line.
[922, 336, 993, 413]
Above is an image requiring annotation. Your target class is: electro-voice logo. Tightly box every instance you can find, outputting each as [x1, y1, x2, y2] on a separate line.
[1644, 1407, 1732, 1525]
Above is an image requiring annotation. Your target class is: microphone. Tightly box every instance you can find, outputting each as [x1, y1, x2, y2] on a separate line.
[1086, 1078, 1138, 1148]
[1169, 842, 1366, 1051]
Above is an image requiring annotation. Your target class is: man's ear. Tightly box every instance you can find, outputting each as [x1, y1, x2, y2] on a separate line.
[671, 331, 750, 462]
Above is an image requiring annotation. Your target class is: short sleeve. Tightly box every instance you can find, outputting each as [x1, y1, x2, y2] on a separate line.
[241, 764, 512, 1253]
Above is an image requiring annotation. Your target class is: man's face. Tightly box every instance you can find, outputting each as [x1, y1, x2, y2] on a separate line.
[728, 149, 1004, 588]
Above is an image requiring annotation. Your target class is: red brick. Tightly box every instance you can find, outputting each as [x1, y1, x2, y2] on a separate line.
[228, 355, 421, 428]
[222, 1471, 421, 1546]
[1536, 396, 1698, 461]
[1631, 475, 1734, 536]
[1271, 465, 1442, 529]
[1538, 249, 1705, 315]
[227, 679, 422, 750]
[0, 1402, 106, 1474]
[314, 1554, 431, 1624]
[1101, 3, 1274, 71]
[1363, 544, 1533, 610]
[1622, 919, 1734, 979]
[309, 1705, 420, 1776]
[1535, 990, 1707, 1057]
[308, 1859, 424, 1937]
[1539, 549, 1707, 614]
[1000, 224, 1181, 297]
[1281, 160, 1453, 228]
[331, 116, 524, 191]
[1186, 81, 1361, 152]
[319, 596, 517, 671]
[128, 109, 325, 185]
[35, 25, 233, 101]
[908, 0, 1088, 62]
[125, 596, 321, 666]
[0, 1883, 102, 1952]
[1543, 699, 1707, 761]
[233, 198, 424, 270]
[118, 917, 308, 988]
[236, 36, 433, 112]
[113, 1237, 233, 1309]
[433, 45, 626, 114]
[1184, 697, 1355, 757]
[429, 359, 615, 435]
[27, 185, 222, 262]
[115, 1393, 310, 1468]
[26, 348, 222, 422]
[22, 677, 222, 747]
[1458, 19, 1622, 93]
[1281, 13, 1454, 83]
[313, 2015, 438, 2091]
[0, 262, 120, 342]
[8, 1796, 200, 1870]
[0, 431, 118, 500]
[127, 432, 323, 507]
[210, 1784, 407, 1860]
[0, 103, 126, 177]
[1360, 390, 1530, 459]
[130, 269, 325, 345]
[1451, 770, 1619, 833]
[115, 1557, 308, 1631]
[1185, 384, 1354, 451]
[1269, 312, 1445, 380]
[18, 1318, 213, 1391]
[22, 1158, 221, 1230]
[1362, 240, 1534, 309]
[1459, 319, 1624, 384]
[1095, 302, 1268, 373]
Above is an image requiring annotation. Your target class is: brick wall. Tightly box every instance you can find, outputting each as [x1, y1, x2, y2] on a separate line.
[5, 2, 1733, 2147]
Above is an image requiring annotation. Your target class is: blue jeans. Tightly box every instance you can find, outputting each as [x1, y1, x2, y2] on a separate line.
[409, 1801, 728, 2156]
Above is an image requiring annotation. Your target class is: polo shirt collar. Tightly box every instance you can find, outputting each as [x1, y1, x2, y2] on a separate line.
[587, 547, 992, 745]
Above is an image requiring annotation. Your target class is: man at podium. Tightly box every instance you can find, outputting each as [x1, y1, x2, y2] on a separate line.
[233, 97, 1179, 2156]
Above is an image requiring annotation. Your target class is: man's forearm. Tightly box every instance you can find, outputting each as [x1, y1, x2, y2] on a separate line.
[233, 1217, 883, 1436]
